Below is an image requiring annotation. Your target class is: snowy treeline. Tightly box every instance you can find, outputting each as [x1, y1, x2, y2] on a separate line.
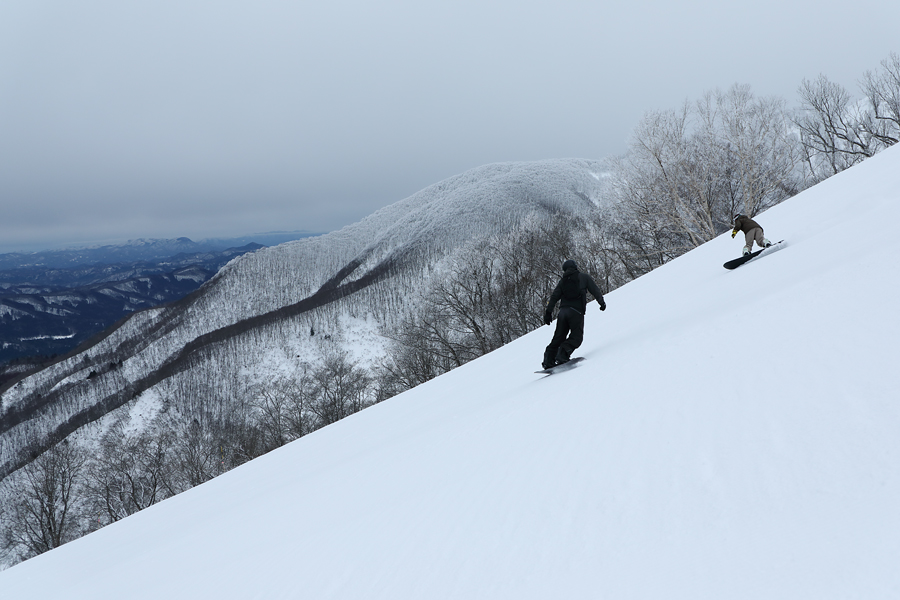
[796, 52, 900, 179]
[0, 52, 897, 569]
[605, 53, 900, 265]
[0, 352, 380, 563]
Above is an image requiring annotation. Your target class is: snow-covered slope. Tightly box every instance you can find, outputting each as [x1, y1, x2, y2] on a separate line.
[2, 147, 900, 598]
[0, 158, 606, 476]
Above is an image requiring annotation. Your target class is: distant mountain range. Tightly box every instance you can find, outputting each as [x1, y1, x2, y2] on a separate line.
[0, 232, 319, 270]
[0, 232, 320, 373]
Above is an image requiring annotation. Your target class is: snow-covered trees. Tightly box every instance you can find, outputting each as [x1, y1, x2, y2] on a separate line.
[251, 377, 311, 451]
[0, 441, 86, 563]
[378, 214, 595, 393]
[169, 417, 227, 489]
[796, 74, 881, 178]
[608, 84, 802, 258]
[0, 352, 381, 566]
[308, 353, 374, 427]
[795, 52, 900, 182]
[861, 52, 900, 146]
[84, 420, 178, 525]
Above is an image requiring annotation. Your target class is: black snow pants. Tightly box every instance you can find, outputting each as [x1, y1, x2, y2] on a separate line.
[543, 306, 584, 367]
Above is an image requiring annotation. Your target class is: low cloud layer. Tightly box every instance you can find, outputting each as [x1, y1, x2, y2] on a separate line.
[1, 0, 897, 252]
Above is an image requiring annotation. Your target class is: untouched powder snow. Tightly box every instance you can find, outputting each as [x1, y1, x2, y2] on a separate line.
[2, 148, 900, 598]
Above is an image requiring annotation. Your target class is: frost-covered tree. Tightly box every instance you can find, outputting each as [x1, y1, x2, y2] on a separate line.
[795, 75, 878, 179]
[609, 84, 802, 257]
[0, 441, 86, 561]
[861, 52, 900, 148]
[379, 214, 593, 393]
[169, 416, 225, 489]
[251, 374, 316, 451]
[83, 420, 178, 526]
[795, 52, 900, 182]
[309, 353, 374, 427]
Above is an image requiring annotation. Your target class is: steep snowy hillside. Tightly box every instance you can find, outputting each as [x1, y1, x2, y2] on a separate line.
[1, 147, 898, 598]
[0, 159, 607, 478]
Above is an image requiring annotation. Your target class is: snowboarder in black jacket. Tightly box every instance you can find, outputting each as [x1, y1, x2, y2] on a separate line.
[542, 260, 606, 369]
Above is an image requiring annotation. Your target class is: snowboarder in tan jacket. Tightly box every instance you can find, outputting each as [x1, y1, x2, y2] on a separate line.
[732, 214, 772, 256]
[542, 260, 605, 370]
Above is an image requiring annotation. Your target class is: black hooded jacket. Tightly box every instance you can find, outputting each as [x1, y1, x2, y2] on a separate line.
[545, 261, 605, 316]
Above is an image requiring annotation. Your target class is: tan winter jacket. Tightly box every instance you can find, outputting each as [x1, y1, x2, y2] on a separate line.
[732, 215, 762, 235]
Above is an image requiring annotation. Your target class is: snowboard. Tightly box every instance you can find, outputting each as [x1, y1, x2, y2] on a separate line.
[535, 356, 585, 374]
[723, 240, 785, 270]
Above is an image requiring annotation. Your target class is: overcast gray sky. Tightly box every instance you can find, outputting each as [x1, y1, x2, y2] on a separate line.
[1, 0, 897, 253]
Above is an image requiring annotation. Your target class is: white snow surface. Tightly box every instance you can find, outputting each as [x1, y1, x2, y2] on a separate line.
[2, 147, 900, 598]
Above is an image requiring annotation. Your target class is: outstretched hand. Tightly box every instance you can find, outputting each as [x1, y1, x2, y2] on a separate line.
[599, 303, 606, 311]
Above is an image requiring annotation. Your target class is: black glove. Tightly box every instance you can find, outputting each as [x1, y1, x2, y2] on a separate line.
[599, 302, 606, 311]
[543, 312, 552, 325]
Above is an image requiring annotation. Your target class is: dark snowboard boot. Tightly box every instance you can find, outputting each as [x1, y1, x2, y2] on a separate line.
[542, 349, 557, 370]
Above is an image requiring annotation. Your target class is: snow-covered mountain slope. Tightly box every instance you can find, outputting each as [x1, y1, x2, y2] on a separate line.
[186, 158, 607, 320]
[0, 159, 607, 476]
[2, 147, 898, 598]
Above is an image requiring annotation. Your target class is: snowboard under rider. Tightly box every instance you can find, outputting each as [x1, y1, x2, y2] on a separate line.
[542, 260, 606, 370]
[731, 214, 773, 256]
